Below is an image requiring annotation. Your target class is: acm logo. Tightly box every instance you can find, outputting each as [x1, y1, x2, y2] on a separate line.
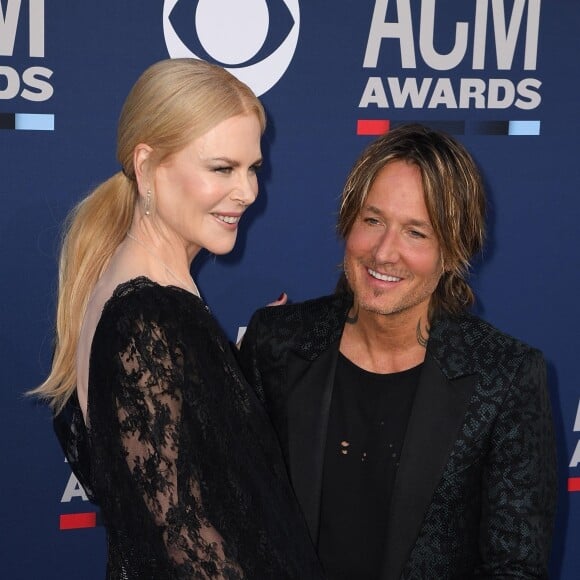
[0, 0, 53, 102]
[359, 0, 542, 114]
[163, 0, 300, 96]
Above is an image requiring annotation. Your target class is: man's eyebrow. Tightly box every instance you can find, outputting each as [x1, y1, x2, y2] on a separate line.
[364, 205, 382, 215]
[362, 205, 433, 229]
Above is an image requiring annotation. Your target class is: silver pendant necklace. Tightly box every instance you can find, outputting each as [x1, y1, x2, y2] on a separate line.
[125, 232, 200, 297]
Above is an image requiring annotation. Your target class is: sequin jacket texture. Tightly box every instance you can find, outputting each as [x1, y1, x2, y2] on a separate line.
[54, 278, 324, 580]
[239, 293, 557, 580]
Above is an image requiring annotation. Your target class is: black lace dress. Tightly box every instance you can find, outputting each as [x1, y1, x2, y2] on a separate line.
[54, 277, 324, 579]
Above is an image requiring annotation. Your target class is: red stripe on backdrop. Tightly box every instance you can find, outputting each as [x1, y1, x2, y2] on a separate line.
[568, 477, 580, 492]
[59, 512, 97, 530]
[357, 119, 390, 136]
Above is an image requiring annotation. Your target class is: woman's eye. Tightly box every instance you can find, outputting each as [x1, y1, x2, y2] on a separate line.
[214, 166, 232, 174]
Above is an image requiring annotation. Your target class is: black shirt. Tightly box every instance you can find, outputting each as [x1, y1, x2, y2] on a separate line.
[318, 353, 422, 580]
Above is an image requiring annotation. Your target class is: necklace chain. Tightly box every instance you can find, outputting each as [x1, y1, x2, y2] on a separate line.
[125, 232, 200, 297]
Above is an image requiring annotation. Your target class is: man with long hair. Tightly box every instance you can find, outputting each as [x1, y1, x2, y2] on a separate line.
[240, 124, 557, 579]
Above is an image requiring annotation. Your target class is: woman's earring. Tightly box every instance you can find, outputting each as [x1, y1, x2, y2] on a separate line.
[144, 189, 152, 216]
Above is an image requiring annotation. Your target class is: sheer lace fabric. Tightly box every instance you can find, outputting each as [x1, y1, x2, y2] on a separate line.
[55, 278, 323, 579]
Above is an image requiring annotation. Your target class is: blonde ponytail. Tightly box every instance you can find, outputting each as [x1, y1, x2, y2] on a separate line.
[31, 172, 135, 413]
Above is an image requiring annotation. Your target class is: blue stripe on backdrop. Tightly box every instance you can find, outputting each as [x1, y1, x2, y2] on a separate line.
[14, 113, 55, 131]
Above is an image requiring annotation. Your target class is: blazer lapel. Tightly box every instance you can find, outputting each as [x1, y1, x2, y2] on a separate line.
[286, 342, 339, 544]
[381, 352, 477, 580]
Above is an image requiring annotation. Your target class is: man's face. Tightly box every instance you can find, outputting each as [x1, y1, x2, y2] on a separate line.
[344, 160, 443, 322]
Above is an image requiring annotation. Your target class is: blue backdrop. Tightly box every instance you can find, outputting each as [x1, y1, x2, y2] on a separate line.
[2, 1, 578, 577]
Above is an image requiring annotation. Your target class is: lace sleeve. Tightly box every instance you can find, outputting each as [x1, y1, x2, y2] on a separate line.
[114, 317, 243, 579]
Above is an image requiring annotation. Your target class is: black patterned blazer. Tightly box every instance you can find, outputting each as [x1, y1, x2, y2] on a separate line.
[239, 293, 557, 580]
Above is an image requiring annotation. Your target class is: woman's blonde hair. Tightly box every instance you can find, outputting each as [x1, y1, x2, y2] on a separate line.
[32, 58, 266, 414]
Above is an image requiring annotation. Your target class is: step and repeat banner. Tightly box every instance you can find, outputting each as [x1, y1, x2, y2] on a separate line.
[2, 1, 579, 578]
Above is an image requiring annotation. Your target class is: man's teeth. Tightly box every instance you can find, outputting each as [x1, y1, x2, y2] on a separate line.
[215, 215, 240, 224]
[368, 268, 401, 282]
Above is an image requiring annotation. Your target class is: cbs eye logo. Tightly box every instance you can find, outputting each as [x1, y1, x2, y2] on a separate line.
[163, 0, 300, 96]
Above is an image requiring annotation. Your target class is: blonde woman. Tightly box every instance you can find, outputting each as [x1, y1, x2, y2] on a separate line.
[33, 59, 323, 579]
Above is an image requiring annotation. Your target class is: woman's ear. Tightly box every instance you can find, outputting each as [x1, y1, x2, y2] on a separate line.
[133, 143, 154, 189]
